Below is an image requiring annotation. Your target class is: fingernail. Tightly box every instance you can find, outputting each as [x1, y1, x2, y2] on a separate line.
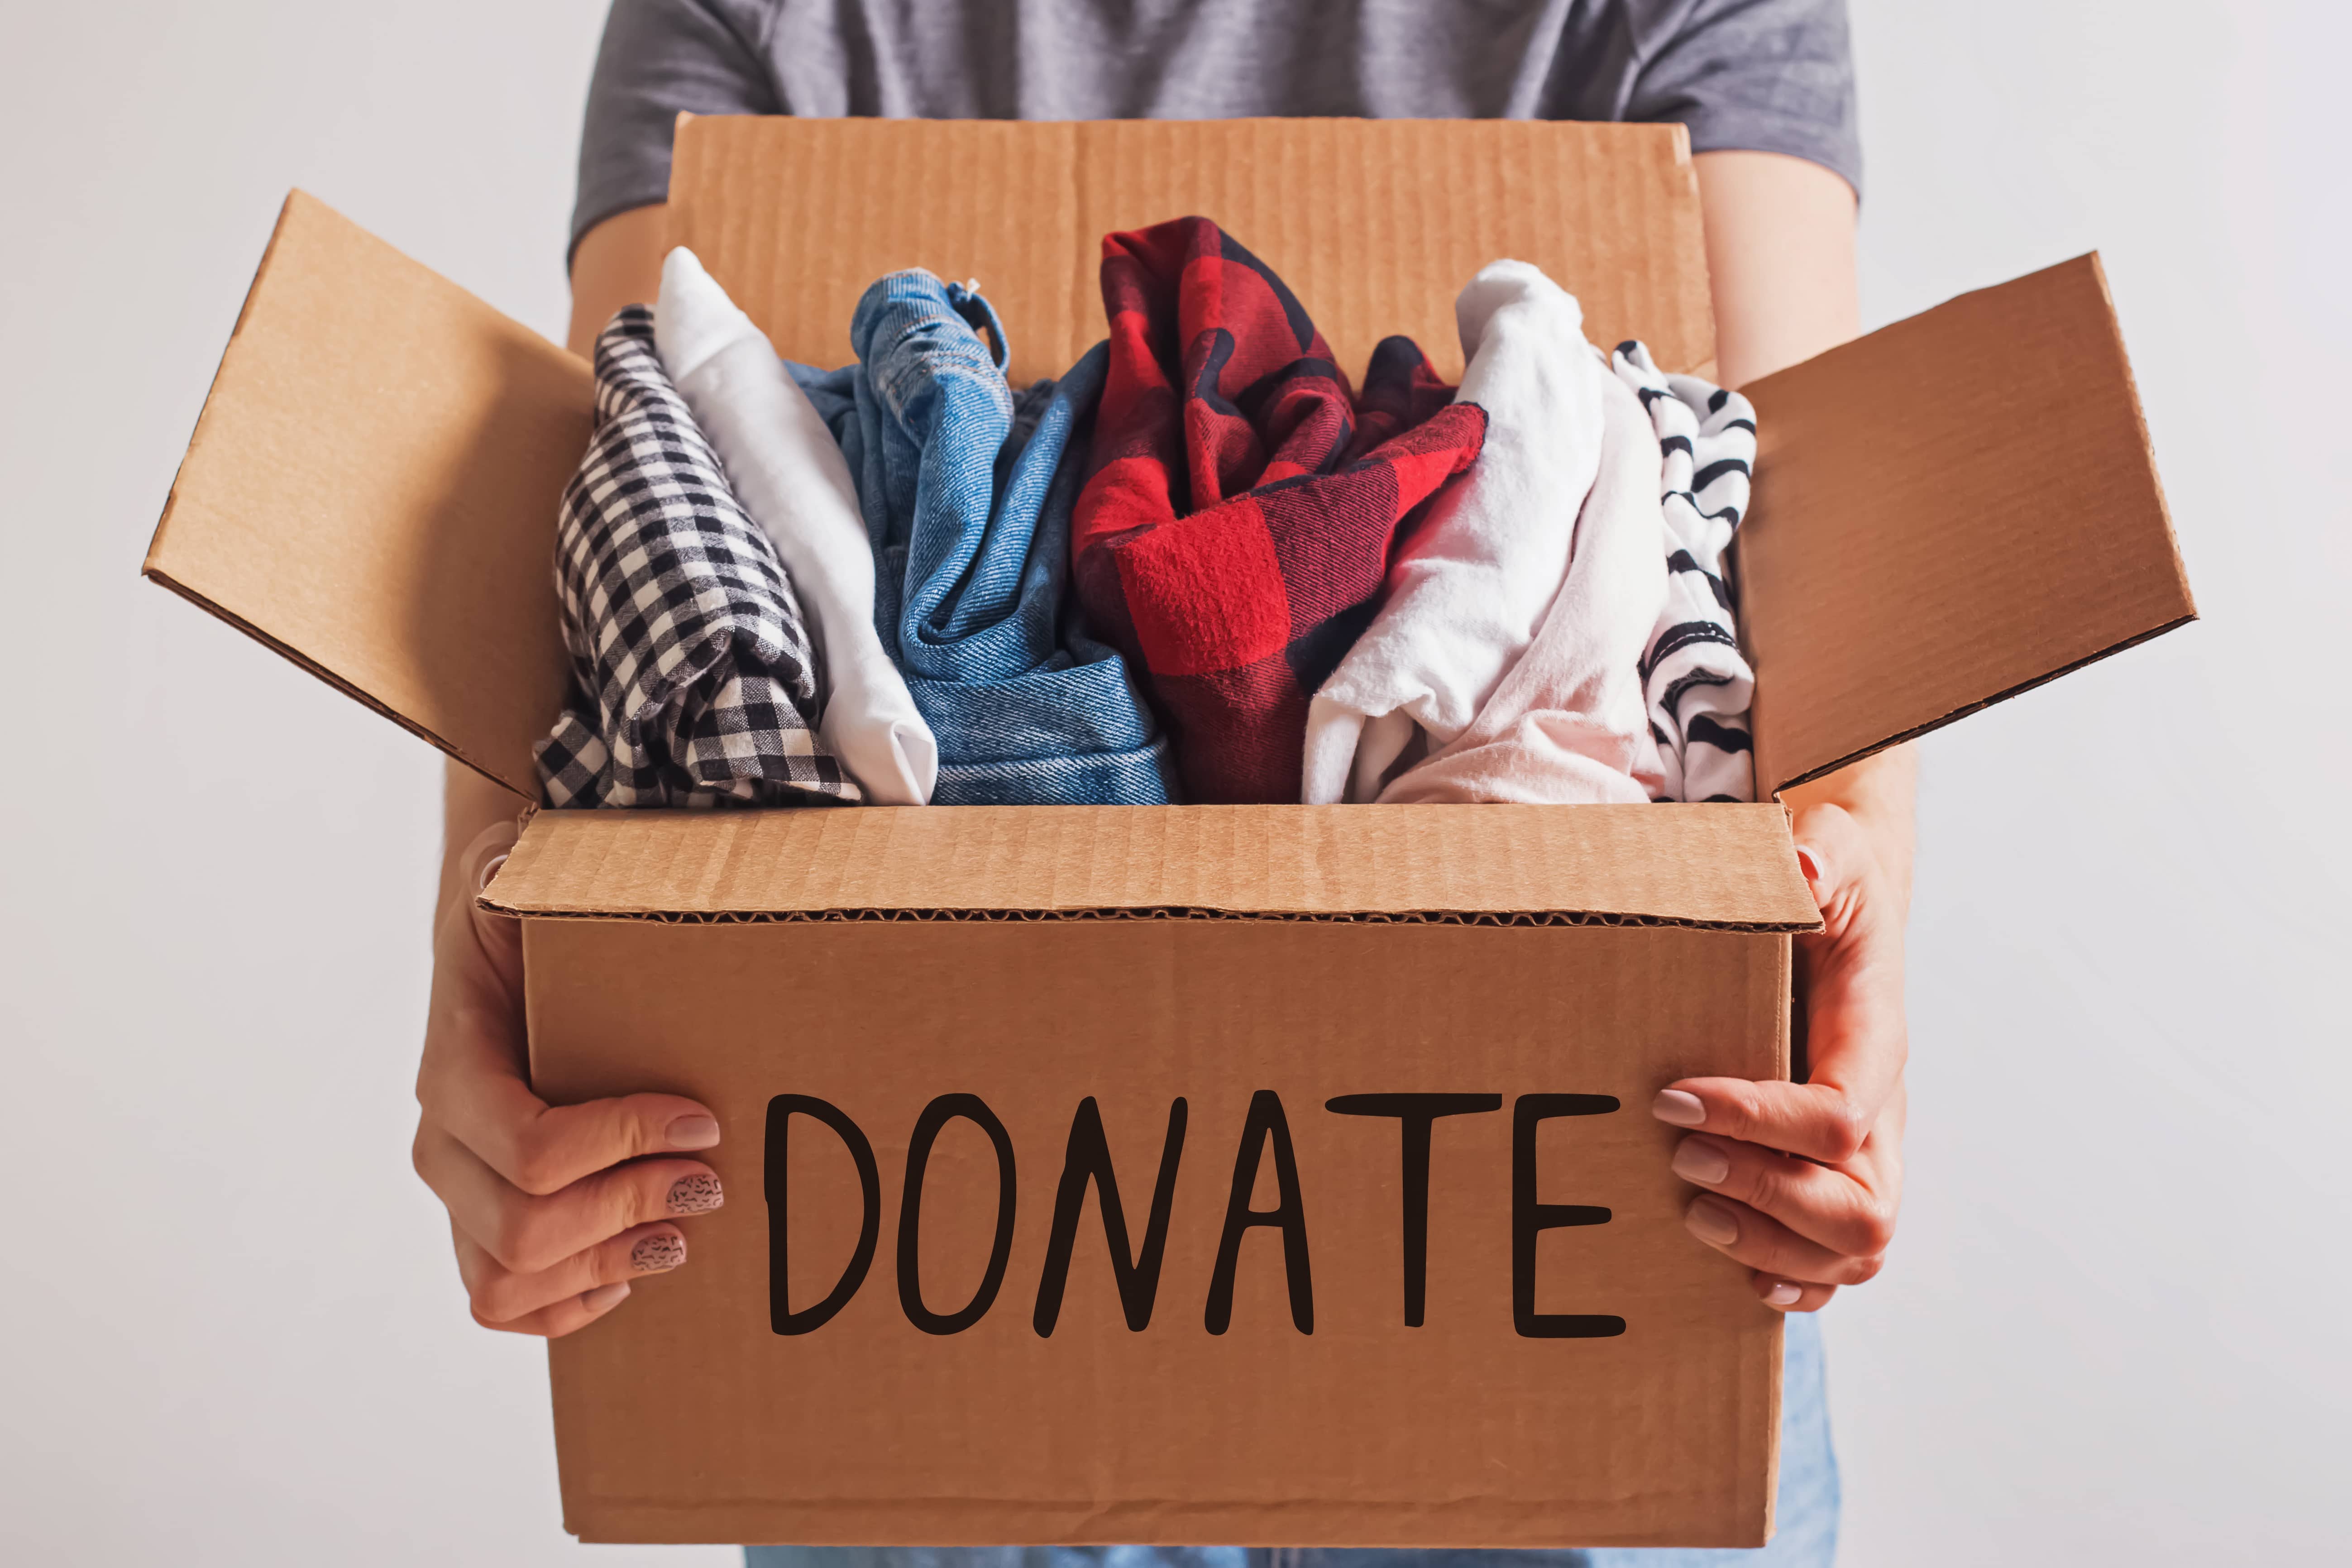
[667, 1174, 725, 1215]
[1794, 845, 1822, 883]
[1672, 1138, 1731, 1185]
[666, 1115, 721, 1151]
[1764, 1280, 1803, 1307]
[581, 1281, 631, 1312]
[1685, 1196, 1740, 1247]
[631, 1231, 686, 1272]
[1652, 1089, 1707, 1127]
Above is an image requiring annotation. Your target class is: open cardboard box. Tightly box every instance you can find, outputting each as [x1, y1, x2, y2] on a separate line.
[143, 118, 2193, 1548]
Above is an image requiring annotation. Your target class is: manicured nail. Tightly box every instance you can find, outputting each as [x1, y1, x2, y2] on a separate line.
[1672, 1138, 1731, 1185]
[581, 1281, 631, 1312]
[1763, 1280, 1803, 1307]
[1652, 1089, 1707, 1127]
[1794, 845, 1822, 883]
[1685, 1196, 1740, 1247]
[666, 1115, 721, 1151]
[631, 1231, 687, 1272]
[667, 1174, 725, 1215]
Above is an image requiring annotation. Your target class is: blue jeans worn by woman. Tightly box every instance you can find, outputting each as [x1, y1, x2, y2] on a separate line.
[748, 1313, 1836, 1568]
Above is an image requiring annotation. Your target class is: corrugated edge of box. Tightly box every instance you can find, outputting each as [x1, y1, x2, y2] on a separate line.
[483, 802, 1825, 930]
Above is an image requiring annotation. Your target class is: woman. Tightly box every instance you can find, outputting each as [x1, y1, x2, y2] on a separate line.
[412, 4, 1912, 1562]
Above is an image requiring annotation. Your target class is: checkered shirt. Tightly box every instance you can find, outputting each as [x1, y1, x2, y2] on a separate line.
[535, 307, 858, 808]
[1071, 218, 1488, 805]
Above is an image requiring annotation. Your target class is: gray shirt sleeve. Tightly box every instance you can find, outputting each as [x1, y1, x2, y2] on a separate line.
[1622, 0, 1862, 197]
[572, 0, 779, 259]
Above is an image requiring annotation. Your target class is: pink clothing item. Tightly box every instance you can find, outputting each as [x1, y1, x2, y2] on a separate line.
[1374, 366, 1667, 805]
[1302, 261, 1609, 805]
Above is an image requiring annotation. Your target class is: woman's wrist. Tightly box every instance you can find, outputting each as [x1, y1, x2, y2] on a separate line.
[437, 760, 530, 932]
[1782, 745, 1918, 914]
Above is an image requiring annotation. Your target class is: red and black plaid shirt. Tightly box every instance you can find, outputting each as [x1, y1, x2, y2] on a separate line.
[1071, 217, 1487, 804]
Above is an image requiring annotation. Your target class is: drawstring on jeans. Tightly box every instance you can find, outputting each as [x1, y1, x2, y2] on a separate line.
[944, 278, 1010, 373]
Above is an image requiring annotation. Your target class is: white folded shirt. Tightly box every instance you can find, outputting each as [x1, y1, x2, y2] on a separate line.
[654, 246, 937, 806]
[1304, 260, 1620, 804]
[1369, 361, 1667, 807]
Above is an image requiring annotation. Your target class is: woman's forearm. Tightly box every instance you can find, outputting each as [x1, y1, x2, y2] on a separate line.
[1694, 149, 1916, 899]
[567, 202, 672, 356]
[1693, 149, 1860, 388]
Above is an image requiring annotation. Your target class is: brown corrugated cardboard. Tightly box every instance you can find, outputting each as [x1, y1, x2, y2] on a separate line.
[671, 117, 1717, 388]
[485, 803, 1820, 928]
[491, 802, 1813, 1542]
[143, 191, 585, 798]
[1740, 253, 2195, 793]
[137, 115, 2198, 1548]
[527, 916, 1792, 1546]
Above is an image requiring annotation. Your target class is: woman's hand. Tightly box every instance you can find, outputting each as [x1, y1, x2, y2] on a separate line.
[410, 819, 727, 1337]
[1653, 783, 1912, 1313]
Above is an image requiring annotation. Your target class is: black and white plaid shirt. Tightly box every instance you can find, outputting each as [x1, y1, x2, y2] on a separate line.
[535, 307, 858, 808]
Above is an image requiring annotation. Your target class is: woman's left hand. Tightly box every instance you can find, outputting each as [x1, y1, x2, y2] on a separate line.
[1652, 798, 1909, 1312]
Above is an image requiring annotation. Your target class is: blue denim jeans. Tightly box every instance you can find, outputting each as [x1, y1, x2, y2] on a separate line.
[792, 273, 1176, 805]
[747, 1313, 1835, 1568]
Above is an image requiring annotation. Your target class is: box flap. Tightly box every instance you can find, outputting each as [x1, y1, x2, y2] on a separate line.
[667, 118, 1086, 390]
[484, 803, 1821, 929]
[1738, 255, 2195, 793]
[142, 191, 587, 798]
[667, 116, 1716, 387]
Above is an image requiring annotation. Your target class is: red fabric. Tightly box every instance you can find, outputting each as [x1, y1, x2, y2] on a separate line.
[1072, 217, 1487, 803]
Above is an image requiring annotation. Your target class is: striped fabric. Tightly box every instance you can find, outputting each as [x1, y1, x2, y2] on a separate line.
[1611, 340, 1759, 803]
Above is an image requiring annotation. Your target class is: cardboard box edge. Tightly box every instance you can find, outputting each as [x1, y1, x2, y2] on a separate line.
[142, 188, 303, 582]
[144, 563, 530, 798]
[477, 803, 1827, 929]
[1769, 611, 2196, 794]
[2079, 251, 2200, 621]
[560, 1500, 1769, 1549]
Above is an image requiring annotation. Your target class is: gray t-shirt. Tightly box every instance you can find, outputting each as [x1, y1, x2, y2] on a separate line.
[573, 0, 1860, 257]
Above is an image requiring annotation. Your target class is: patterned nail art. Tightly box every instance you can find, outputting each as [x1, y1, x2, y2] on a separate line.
[631, 1232, 687, 1272]
[667, 1174, 725, 1215]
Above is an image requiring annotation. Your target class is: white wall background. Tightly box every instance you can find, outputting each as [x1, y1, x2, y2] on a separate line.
[1, 1, 2341, 1562]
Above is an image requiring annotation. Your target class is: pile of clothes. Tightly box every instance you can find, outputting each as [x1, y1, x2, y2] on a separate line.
[537, 217, 1758, 810]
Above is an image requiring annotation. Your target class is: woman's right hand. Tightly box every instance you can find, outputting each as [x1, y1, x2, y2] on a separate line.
[411, 819, 727, 1336]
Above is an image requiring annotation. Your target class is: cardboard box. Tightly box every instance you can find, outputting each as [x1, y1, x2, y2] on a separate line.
[142, 118, 2194, 1548]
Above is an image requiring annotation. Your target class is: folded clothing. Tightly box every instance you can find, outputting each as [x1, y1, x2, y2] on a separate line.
[1612, 342, 1759, 803]
[654, 247, 937, 806]
[794, 270, 1176, 805]
[1071, 216, 1489, 805]
[1372, 360, 1668, 806]
[537, 307, 858, 808]
[1303, 260, 1613, 804]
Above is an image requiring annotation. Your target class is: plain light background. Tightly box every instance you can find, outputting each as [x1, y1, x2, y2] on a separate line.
[2, 1, 2342, 1562]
